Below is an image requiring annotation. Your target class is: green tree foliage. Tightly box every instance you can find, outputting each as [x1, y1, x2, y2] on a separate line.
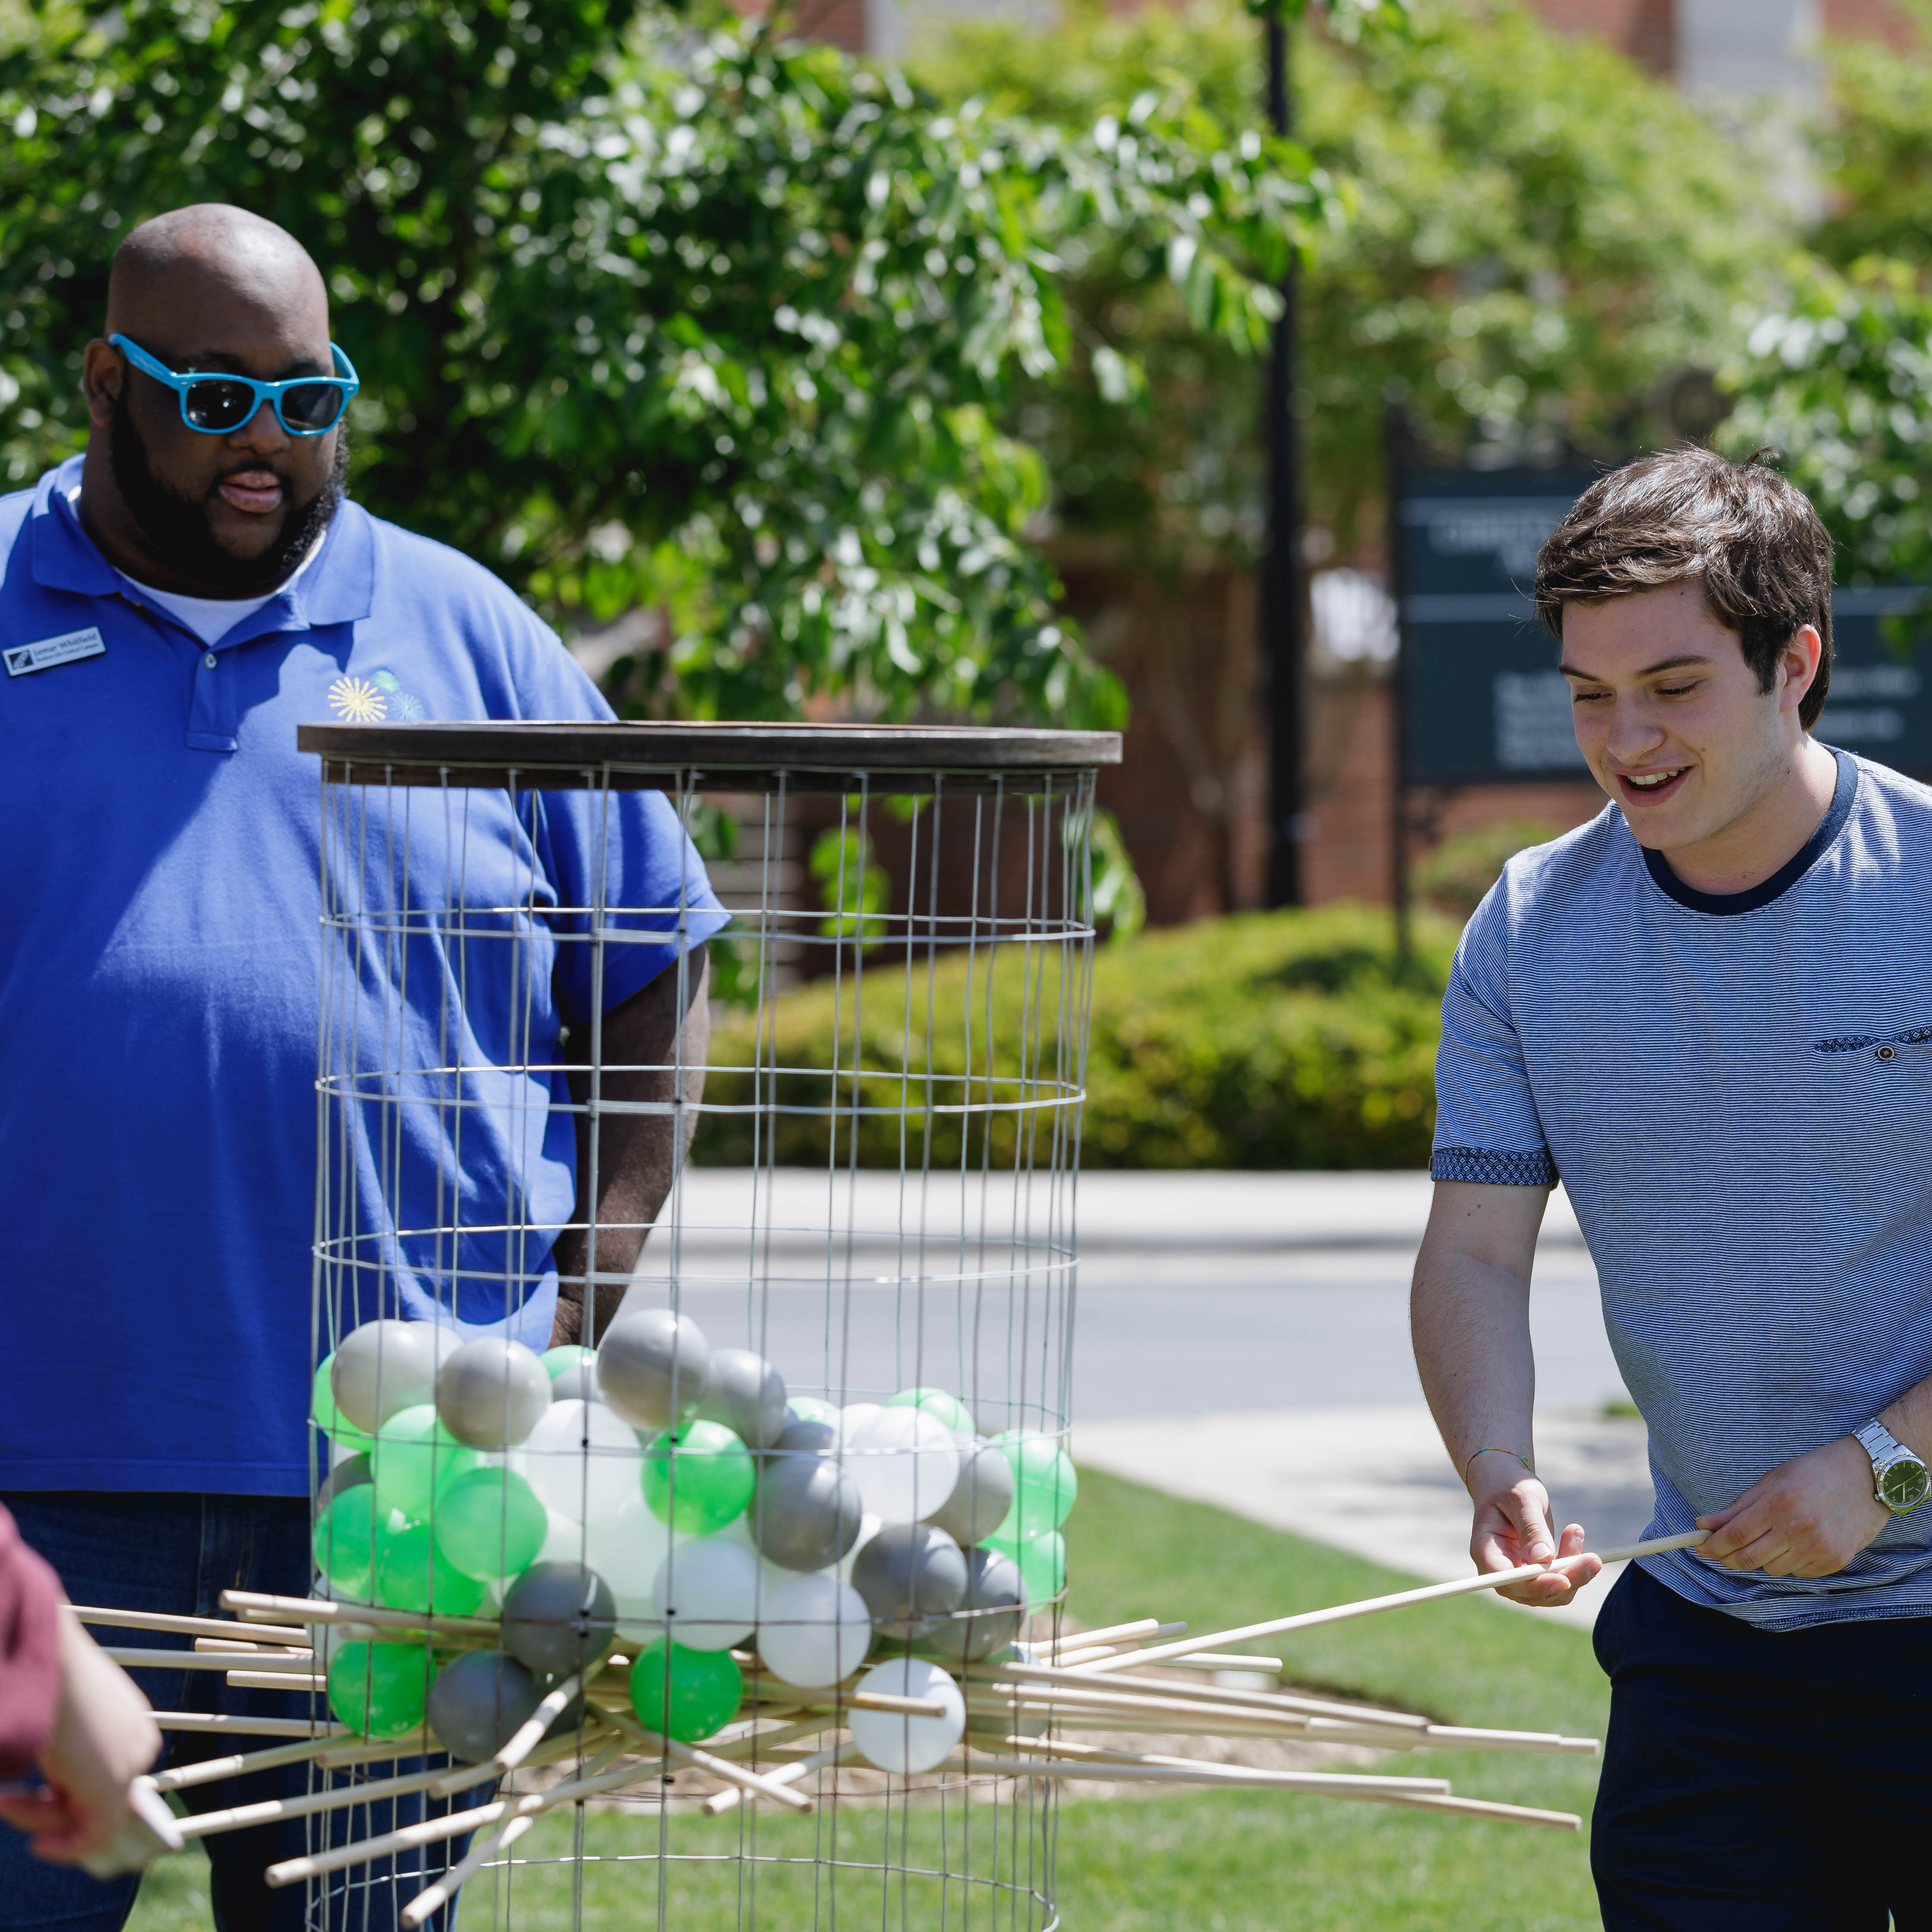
[1809, 1, 1932, 276]
[0, 0, 1331, 725]
[920, 0, 1785, 559]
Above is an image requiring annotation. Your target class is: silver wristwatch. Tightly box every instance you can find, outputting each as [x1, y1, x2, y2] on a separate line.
[1854, 1419, 1931, 1515]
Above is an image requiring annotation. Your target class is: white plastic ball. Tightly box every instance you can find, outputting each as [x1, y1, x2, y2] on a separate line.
[516, 1399, 644, 1521]
[847, 1408, 960, 1525]
[330, 1320, 451, 1434]
[652, 1537, 762, 1652]
[754, 1571, 872, 1690]
[847, 1657, 966, 1774]
[836, 1403, 883, 1449]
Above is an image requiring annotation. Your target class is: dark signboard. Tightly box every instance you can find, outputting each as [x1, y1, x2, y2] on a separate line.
[1394, 465, 1932, 785]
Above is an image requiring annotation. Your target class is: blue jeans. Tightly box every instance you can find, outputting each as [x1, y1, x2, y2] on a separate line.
[1593, 1562, 1932, 1929]
[0, 1494, 486, 1932]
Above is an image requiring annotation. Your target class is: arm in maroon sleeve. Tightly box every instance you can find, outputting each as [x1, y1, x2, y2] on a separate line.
[0, 1504, 63, 1781]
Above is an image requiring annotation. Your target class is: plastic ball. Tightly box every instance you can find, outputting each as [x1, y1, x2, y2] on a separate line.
[373, 1520, 488, 1618]
[989, 1431, 1078, 1541]
[502, 1561, 617, 1680]
[753, 1571, 872, 1690]
[331, 1321, 449, 1436]
[549, 1360, 600, 1404]
[885, 1387, 973, 1433]
[546, 1498, 673, 1620]
[436, 1338, 552, 1449]
[837, 1513, 882, 1585]
[651, 1537, 762, 1652]
[785, 1396, 839, 1427]
[372, 1405, 484, 1521]
[919, 1548, 1026, 1665]
[518, 1398, 644, 1521]
[750, 1454, 863, 1572]
[542, 1346, 596, 1380]
[434, 1467, 549, 1581]
[629, 1638, 741, 1744]
[312, 1461, 383, 1600]
[313, 1357, 375, 1455]
[927, 1436, 1017, 1549]
[985, 1528, 1065, 1606]
[846, 1408, 960, 1526]
[596, 1309, 711, 1431]
[427, 1651, 540, 1763]
[772, 1417, 839, 1461]
[695, 1349, 788, 1450]
[837, 1402, 883, 1448]
[849, 1522, 967, 1639]
[641, 1421, 755, 1535]
[328, 1640, 435, 1739]
[847, 1658, 965, 1774]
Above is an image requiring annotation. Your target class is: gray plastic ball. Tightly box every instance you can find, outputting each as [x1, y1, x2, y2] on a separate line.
[850, 1522, 968, 1640]
[696, 1349, 788, 1450]
[330, 1320, 448, 1434]
[436, 1337, 553, 1448]
[926, 1435, 1016, 1546]
[771, 1417, 838, 1461]
[548, 1359, 602, 1404]
[919, 1547, 1025, 1664]
[427, 1651, 541, 1763]
[595, 1309, 711, 1430]
[751, 1455, 863, 1572]
[502, 1562, 617, 1680]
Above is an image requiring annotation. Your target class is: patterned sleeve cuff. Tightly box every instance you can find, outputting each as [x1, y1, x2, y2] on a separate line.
[1430, 1146, 1558, 1186]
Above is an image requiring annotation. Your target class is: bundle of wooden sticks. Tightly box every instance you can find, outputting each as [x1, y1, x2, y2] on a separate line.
[83, 1529, 1705, 1917]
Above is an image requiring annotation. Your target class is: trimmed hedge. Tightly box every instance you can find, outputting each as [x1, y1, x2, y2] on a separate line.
[693, 904, 1452, 1170]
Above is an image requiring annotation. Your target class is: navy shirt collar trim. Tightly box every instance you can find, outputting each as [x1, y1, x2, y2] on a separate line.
[29, 453, 373, 633]
[1642, 746, 1859, 917]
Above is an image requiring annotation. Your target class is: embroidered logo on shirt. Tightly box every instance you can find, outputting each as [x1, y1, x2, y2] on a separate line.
[1813, 1026, 1932, 1063]
[5, 627, 107, 677]
[327, 668, 425, 723]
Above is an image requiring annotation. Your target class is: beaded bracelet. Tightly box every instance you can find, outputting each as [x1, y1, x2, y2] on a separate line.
[1462, 1444, 1534, 1491]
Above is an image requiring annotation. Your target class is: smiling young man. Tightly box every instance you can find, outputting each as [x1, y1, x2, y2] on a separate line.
[1411, 447, 1932, 1928]
[0, 206, 728, 1929]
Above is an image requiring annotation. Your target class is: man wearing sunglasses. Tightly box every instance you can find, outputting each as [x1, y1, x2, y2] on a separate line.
[0, 204, 727, 1930]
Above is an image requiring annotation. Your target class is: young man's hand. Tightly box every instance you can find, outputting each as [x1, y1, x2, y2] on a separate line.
[1469, 1465, 1604, 1606]
[1695, 1436, 1890, 1576]
[0, 1615, 162, 1863]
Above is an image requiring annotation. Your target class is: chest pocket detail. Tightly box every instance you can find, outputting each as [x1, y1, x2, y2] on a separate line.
[1814, 1026, 1932, 1063]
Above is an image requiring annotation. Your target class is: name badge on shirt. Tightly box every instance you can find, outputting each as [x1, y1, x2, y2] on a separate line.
[5, 627, 107, 678]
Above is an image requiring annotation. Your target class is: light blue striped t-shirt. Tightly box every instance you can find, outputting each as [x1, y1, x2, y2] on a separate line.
[1433, 749, 1932, 1628]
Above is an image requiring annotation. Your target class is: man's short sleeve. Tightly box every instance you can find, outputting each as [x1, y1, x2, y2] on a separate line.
[1430, 882, 1556, 1187]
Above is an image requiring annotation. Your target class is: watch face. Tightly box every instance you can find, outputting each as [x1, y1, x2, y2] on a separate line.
[1881, 1458, 1932, 1512]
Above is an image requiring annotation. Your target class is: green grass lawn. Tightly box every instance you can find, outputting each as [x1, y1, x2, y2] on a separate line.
[128, 1470, 1608, 1931]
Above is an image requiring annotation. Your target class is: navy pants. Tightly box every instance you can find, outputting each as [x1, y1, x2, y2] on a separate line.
[1593, 1562, 1932, 1929]
[0, 1493, 484, 1932]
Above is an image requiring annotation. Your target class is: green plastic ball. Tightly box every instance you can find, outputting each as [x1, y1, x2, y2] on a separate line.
[434, 1467, 549, 1581]
[313, 1483, 386, 1600]
[372, 1404, 485, 1520]
[542, 1346, 596, 1382]
[785, 1396, 839, 1427]
[886, 1387, 973, 1433]
[985, 1527, 1065, 1606]
[628, 1638, 742, 1744]
[374, 1519, 489, 1618]
[641, 1421, 755, 1534]
[328, 1640, 436, 1739]
[989, 1430, 1078, 1541]
[313, 1356, 376, 1455]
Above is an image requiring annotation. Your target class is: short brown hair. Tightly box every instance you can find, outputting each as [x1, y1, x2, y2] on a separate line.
[1533, 447, 1835, 730]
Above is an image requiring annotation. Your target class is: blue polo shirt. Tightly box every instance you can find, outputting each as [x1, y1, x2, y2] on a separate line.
[0, 459, 727, 1494]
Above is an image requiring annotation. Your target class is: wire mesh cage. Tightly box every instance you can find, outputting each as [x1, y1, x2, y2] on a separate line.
[292, 719, 1121, 1931]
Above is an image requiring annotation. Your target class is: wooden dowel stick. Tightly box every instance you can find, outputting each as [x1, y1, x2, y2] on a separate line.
[703, 1740, 856, 1816]
[222, 1590, 499, 1640]
[997, 1660, 1429, 1730]
[316, 1732, 437, 1770]
[964, 1751, 1446, 1797]
[226, 1671, 328, 1694]
[266, 1754, 654, 1888]
[148, 1733, 405, 1795]
[154, 1713, 350, 1739]
[398, 1736, 635, 1929]
[598, 1708, 814, 1813]
[1040, 1619, 1181, 1653]
[426, 1664, 599, 1796]
[104, 1649, 317, 1674]
[702, 1716, 837, 1764]
[975, 1680, 1354, 1733]
[1164, 1655, 1285, 1673]
[1078, 1533, 1709, 1676]
[71, 1606, 310, 1647]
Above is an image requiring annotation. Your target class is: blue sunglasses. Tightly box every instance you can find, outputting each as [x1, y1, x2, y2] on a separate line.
[110, 333, 359, 436]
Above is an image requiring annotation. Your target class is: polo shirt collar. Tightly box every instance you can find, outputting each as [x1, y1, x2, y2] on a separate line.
[29, 454, 375, 637]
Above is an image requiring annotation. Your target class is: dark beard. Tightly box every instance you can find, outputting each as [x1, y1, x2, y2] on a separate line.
[109, 392, 348, 596]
